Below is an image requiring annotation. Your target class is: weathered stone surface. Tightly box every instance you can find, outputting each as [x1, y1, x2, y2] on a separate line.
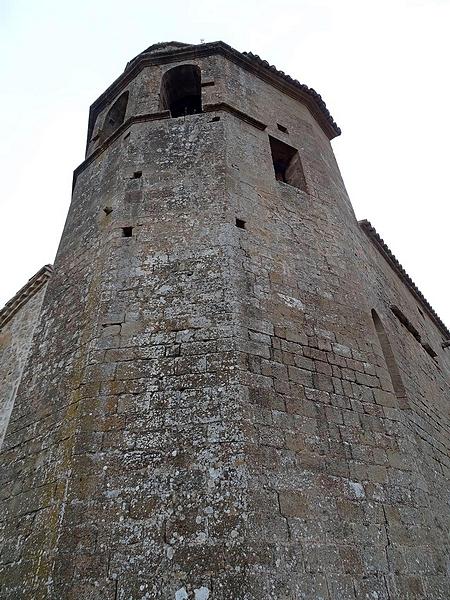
[0, 267, 51, 448]
[0, 41, 449, 599]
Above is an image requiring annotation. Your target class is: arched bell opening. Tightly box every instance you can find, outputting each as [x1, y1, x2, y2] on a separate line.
[160, 64, 202, 118]
[101, 91, 129, 140]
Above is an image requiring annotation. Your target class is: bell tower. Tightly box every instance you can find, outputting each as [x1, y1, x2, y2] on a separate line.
[1, 41, 449, 600]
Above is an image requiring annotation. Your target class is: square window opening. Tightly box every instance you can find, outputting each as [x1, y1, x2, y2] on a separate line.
[235, 218, 246, 230]
[122, 226, 133, 238]
[269, 136, 307, 191]
[423, 343, 438, 360]
[133, 171, 142, 179]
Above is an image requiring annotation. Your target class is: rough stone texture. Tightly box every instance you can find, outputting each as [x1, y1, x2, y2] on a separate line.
[0, 268, 51, 448]
[0, 42, 449, 599]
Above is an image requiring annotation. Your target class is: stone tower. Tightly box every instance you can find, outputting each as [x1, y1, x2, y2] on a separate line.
[1, 41, 449, 600]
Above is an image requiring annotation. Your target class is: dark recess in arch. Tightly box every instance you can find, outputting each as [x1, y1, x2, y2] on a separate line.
[160, 64, 202, 118]
[101, 91, 129, 140]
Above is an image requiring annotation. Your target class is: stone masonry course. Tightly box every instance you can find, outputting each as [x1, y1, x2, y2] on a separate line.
[0, 41, 448, 600]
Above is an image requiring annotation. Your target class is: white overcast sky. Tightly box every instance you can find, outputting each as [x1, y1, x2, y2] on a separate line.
[0, 0, 448, 326]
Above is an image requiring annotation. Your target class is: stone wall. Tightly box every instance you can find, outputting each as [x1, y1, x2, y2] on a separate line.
[0, 43, 448, 600]
[0, 267, 51, 448]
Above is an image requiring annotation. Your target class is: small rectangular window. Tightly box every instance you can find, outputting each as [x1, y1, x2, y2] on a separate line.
[122, 226, 133, 238]
[391, 305, 438, 362]
[235, 218, 246, 230]
[133, 171, 142, 179]
[391, 306, 421, 342]
[277, 123, 288, 133]
[423, 343, 437, 360]
[269, 136, 306, 191]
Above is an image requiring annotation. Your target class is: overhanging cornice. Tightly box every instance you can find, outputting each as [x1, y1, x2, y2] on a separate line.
[87, 41, 341, 148]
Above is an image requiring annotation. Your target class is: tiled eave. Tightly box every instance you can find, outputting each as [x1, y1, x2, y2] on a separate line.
[359, 220, 450, 339]
[0, 265, 53, 330]
[242, 50, 340, 137]
[87, 41, 341, 148]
